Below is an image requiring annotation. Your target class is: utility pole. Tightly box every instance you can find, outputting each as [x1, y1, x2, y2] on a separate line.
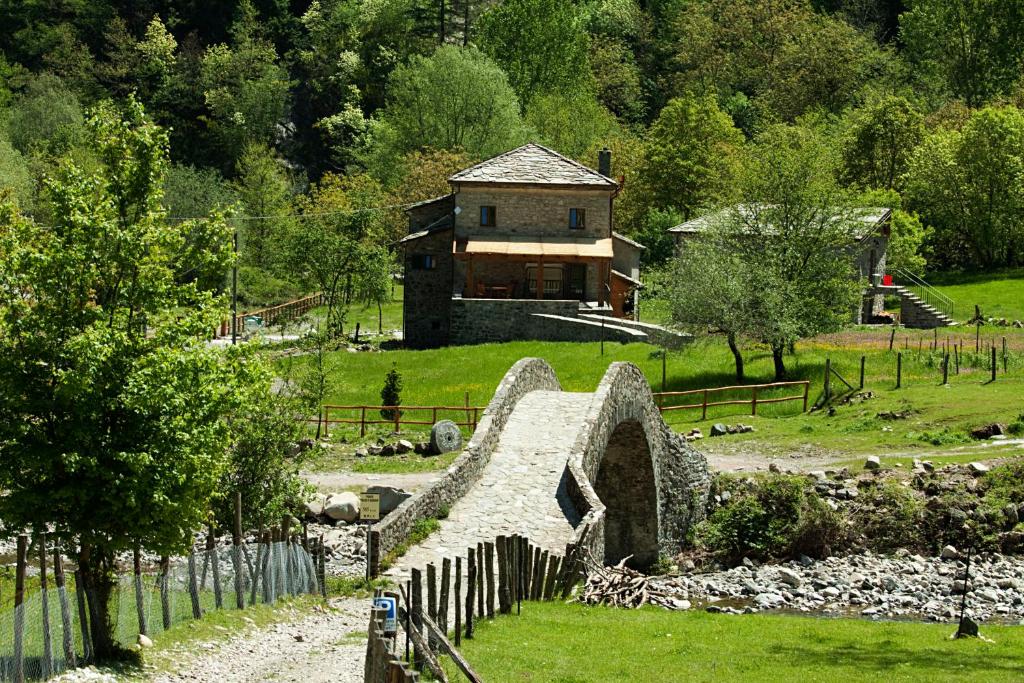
[231, 230, 238, 345]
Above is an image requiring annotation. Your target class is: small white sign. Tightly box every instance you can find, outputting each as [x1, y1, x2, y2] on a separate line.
[374, 596, 398, 635]
[360, 493, 381, 521]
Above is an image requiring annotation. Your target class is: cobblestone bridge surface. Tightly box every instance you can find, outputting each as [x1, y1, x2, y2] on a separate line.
[388, 390, 592, 582]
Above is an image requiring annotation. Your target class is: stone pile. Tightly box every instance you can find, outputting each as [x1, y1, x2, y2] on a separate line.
[709, 423, 755, 437]
[654, 550, 1024, 623]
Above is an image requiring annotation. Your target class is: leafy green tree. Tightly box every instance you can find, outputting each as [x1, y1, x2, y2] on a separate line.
[354, 246, 395, 334]
[200, 38, 291, 165]
[588, 39, 646, 123]
[841, 96, 925, 191]
[900, 0, 1024, 107]
[4, 72, 84, 155]
[380, 362, 403, 420]
[375, 45, 525, 159]
[0, 98, 239, 659]
[632, 95, 744, 220]
[477, 0, 590, 106]
[234, 142, 294, 269]
[728, 124, 863, 379]
[632, 207, 683, 267]
[524, 92, 620, 161]
[905, 106, 1024, 269]
[0, 132, 34, 210]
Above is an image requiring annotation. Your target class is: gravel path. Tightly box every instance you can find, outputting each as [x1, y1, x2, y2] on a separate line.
[150, 597, 367, 683]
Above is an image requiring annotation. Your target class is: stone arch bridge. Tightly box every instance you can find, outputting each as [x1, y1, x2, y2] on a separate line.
[371, 358, 711, 579]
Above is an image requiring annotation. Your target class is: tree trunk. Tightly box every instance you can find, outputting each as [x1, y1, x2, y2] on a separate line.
[727, 331, 744, 382]
[78, 545, 119, 660]
[772, 344, 787, 381]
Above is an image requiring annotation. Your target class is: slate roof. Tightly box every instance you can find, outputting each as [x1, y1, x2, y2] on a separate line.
[668, 205, 891, 241]
[449, 143, 617, 188]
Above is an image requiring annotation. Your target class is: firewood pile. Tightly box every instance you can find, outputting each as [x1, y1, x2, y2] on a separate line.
[578, 551, 689, 610]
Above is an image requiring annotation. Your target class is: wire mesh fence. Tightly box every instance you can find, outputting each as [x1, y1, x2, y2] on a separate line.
[0, 536, 326, 682]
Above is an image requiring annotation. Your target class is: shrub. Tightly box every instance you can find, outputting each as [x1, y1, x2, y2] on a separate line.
[697, 476, 805, 563]
[380, 363, 403, 421]
[851, 482, 926, 553]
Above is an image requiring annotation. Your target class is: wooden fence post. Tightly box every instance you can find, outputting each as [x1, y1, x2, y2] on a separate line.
[53, 544, 77, 668]
[411, 568, 424, 669]
[465, 548, 476, 639]
[496, 536, 509, 614]
[426, 563, 437, 644]
[14, 534, 27, 683]
[942, 354, 949, 385]
[701, 389, 708, 421]
[476, 542, 484, 618]
[233, 491, 245, 609]
[485, 541, 495, 619]
[751, 386, 758, 416]
[954, 343, 960, 374]
[802, 382, 809, 412]
[976, 323, 980, 353]
[454, 557, 462, 646]
[859, 356, 866, 390]
[39, 533, 53, 679]
[991, 346, 997, 382]
[160, 556, 171, 629]
[1003, 337, 1008, 373]
[889, 327, 895, 351]
[438, 558, 451, 633]
[896, 352, 902, 389]
[133, 543, 147, 636]
[823, 357, 831, 402]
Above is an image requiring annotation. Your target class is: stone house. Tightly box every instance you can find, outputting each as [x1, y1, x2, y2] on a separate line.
[400, 143, 647, 348]
[668, 205, 893, 323]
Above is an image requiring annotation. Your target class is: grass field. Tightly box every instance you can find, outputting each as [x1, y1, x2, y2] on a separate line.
[299, 327, 1024, 461]
[930, 269, 1024, 322]
[441, 602, 1024, 682]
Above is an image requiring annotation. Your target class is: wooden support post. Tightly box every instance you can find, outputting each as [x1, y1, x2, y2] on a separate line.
[523, 542, 533, 605]
[360, 406, 366, 438]
[465, 548, 475, 639]
[454, 557, 462, 646]
[531, 547, 542, 601]
[484, 541, 495, 618]
[992, 346, 997, 382]
[133, 544, 147, 636]
[896, 352, 902, 389]
[14, 534, 27, 683]
[160, 556, 171, 629]
[532, 551, 547, 601]
[976, 323, 980, 353]
[39, 534, 53, 679]
[495, 536, 509, 614]
[438, 557, 451, 633]
[942, 354, 949, 385]
[426, 563, 438, 631]
[53, 544, 77, 668]
[802, 382, 810, 412]
[702, 389, 708, 420]
[859, 356, 866, 390]
[889, 327, 896, 351]
[1003, 337, 1008, 373]
[954, 343, 960, 374]
[543, 555, 560, 600]
[751, 386, 758, 416]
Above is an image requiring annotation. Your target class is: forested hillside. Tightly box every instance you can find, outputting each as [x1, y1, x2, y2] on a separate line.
[2, 0, 1024, 305]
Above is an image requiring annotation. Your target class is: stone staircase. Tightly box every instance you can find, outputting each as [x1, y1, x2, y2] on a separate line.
[893, 286, 957, 329]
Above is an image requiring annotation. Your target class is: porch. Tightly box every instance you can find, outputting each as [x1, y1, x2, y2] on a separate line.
[453, 234, 612, 307]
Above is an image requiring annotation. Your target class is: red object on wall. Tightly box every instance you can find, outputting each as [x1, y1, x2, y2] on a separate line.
[882, 274, 893, 286]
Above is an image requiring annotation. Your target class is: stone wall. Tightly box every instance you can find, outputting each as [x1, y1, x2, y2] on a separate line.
[564, 362, 712, 565]
[368, 358, 561, 575]
[448, 298, 580, 344]
[453, 186, 614, 241]
[403, 229, 454, 348]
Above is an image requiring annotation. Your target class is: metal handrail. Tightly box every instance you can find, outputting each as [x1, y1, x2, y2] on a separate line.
[891, 268, 954, 318]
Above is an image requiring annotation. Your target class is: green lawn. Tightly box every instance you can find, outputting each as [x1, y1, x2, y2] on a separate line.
[928, 269, 1024, 322]
[441, 602, 1024, 682]
[297, 329, 1024, 460]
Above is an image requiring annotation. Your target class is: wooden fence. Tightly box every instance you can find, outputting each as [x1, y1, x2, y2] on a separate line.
[218, 292, 325, 337]
[364, 532, 585, 682]
[652, 380, 810, 419]
[322, 404, 485, 437]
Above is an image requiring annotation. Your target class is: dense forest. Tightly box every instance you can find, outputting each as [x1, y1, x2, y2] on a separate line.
[2, 0, 1024, 306]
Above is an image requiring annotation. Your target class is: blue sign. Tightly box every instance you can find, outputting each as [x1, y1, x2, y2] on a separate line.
[373, 596, 398, 635]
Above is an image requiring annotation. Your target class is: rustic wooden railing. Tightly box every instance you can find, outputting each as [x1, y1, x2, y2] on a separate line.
[322, 404, 485, 438]
[652, 380, 810, 419]
[218, 292, 325, 337]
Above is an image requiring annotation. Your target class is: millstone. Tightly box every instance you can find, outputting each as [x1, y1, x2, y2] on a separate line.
[430, 420, 463, 454]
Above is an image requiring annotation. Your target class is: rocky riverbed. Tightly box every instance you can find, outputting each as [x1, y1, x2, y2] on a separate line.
[655, 549, 1024, 623]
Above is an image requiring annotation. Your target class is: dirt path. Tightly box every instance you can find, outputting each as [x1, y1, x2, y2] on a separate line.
[303, 470, 441, 493]
[151, 597, 367, 683]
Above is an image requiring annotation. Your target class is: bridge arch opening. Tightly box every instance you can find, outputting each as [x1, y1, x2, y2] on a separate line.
[594, 419, 659, 569]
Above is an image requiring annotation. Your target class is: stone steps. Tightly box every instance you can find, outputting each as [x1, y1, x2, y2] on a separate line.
[893, 286, 956, 328]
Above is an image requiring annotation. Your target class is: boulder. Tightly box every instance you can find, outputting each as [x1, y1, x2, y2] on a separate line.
[940, 545, 959, 560]
[396, 439, 414, 454]
[365, 485, 412, 516]
[304, 493, 327, 519]
[968, 461, 990, 475]
[864, 456, 881, 470]
[956, 616, 980, 638]
[430, 420, 463, 454]
[324, 492, 360, 522]
[368, 445, 383, 455]
[710, 423, 728, 437]
[970, 423, 1005, 440]
[777, 567, 802, 588]
[380, 444, 396, 457]
[354, 448, 368, 458]
[137, 634, 153, 648]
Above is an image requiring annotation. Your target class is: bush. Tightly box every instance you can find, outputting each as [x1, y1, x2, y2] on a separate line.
[380, 363, 403, 421]
[851, 482, 926, 553]
[697, 476, 805, 563]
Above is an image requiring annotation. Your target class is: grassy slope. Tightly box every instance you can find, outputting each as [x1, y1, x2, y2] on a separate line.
[930, 269, 1024, 322]
[304, 328, 1023, 461]
[443, 602, 1024, 683]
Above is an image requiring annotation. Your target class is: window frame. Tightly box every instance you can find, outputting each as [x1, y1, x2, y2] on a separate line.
[410, 254, 436, 270]
[480, 205, 497, 227]
[569, 208, 586, 229]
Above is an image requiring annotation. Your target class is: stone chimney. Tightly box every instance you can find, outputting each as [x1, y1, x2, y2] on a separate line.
[598, 148, 612, 178]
